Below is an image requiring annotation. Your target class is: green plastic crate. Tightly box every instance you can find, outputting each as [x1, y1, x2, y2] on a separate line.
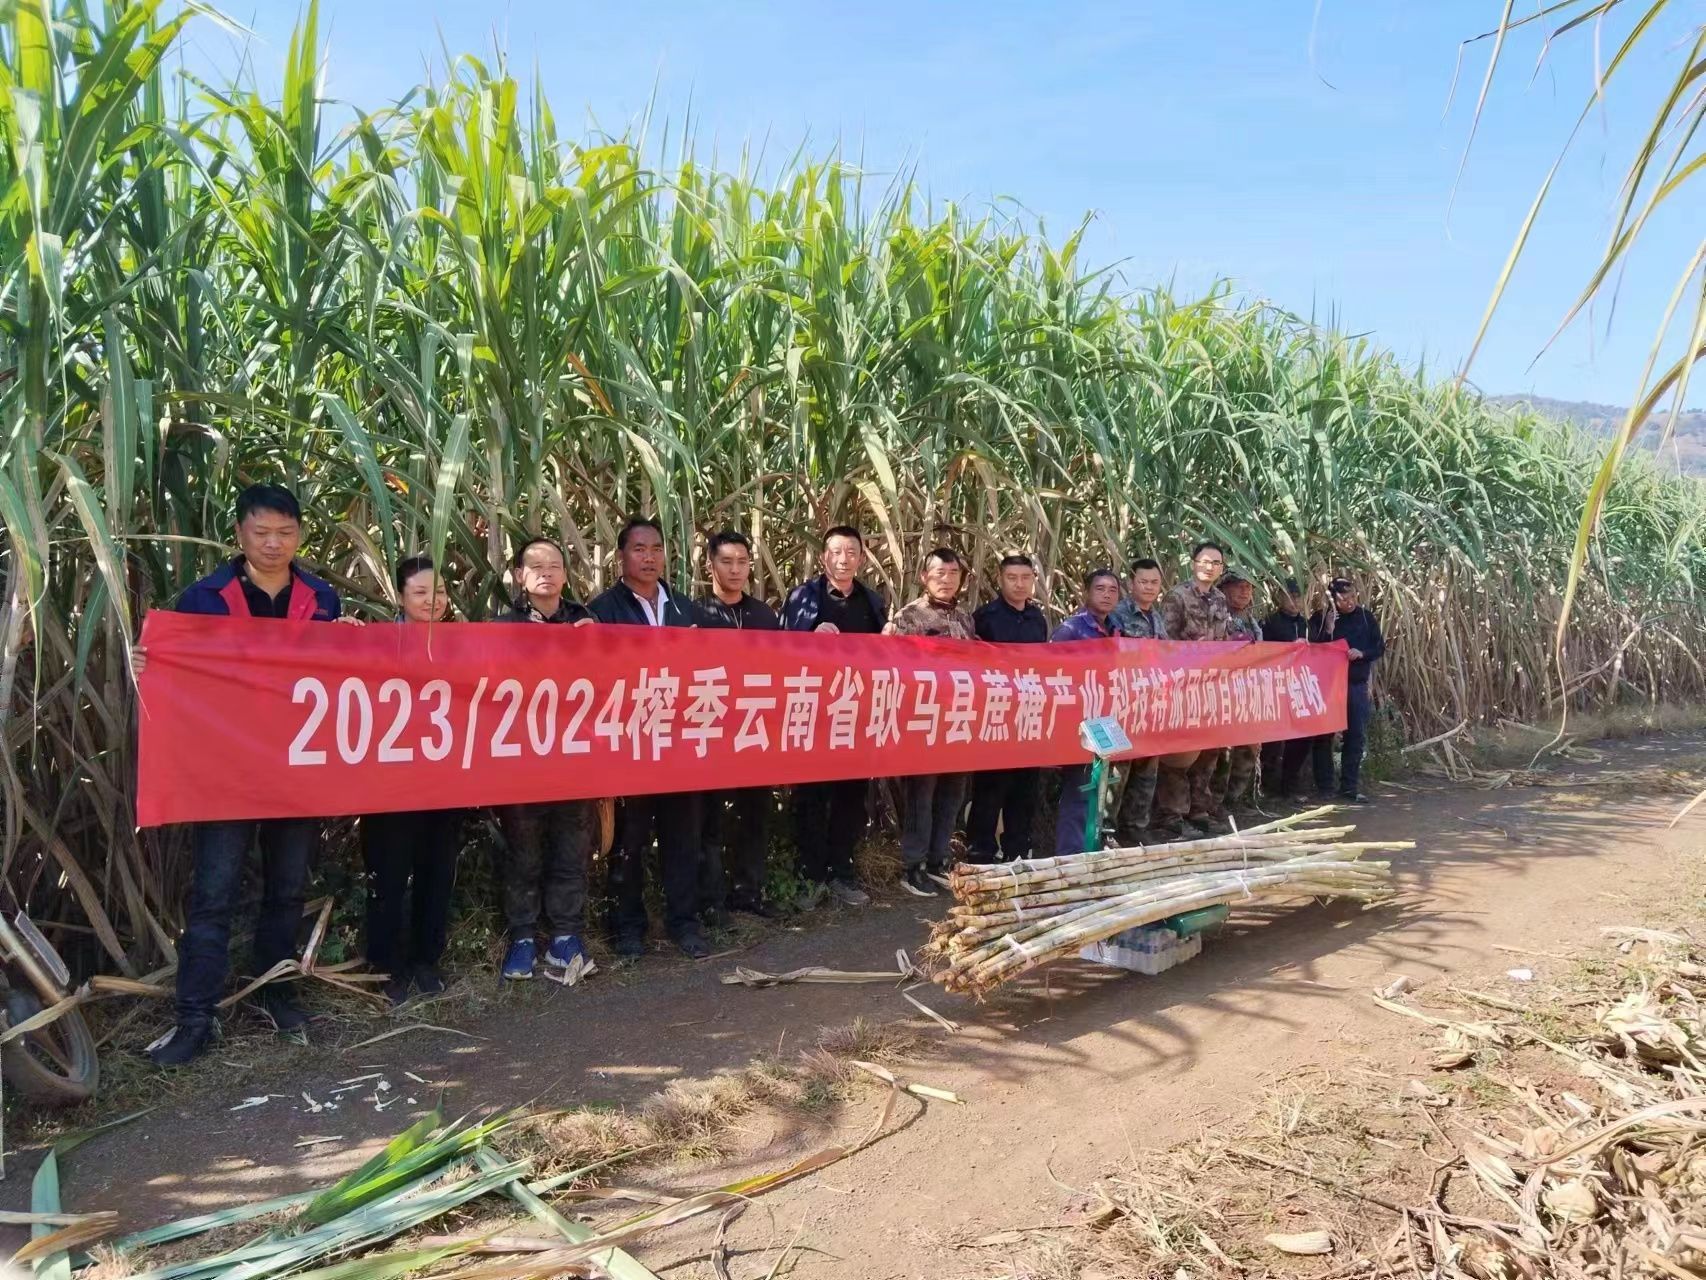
[1161, 904, 1230, 937]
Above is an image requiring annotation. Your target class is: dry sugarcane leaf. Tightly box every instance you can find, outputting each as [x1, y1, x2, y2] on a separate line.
[88, 975, 169, 998]
[1541, 1178, 1598, 1225]
[1457, 1232, 1520, 1280]
[9, 1215, 119, 1264]
[1519, 1127, 1561, 1160]
[1371, 994, 1510, 1044]
[847, 1058, 964, 1104]
[901, 990, 960, 1033]
[0, 987, 93, 1045]
[1408, 1078, 1453, 1108]
[720, 965, 902, 988]
[1264, 1230, 1334, 1255]
[344, 1023, 488, 1051]
[300, 897, 334, 970]
[1465, 1144, 1521, 1192]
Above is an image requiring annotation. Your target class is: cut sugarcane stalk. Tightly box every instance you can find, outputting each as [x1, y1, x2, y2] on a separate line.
[924, 819, 1405, 996]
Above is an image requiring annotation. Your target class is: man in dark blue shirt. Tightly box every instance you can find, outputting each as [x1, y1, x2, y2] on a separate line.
[139, 484, 343, 1068]
[967, 555, 1048, 862]
[1310, 577, 1386, 803]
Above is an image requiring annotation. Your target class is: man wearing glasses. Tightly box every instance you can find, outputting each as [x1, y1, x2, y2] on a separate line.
[1310, 577, 1385, 804]
[696, 530, 782, 916]
[1153, 541, 1233, 837]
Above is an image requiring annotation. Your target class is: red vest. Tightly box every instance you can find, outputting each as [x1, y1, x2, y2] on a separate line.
[217, 571, 319, 620]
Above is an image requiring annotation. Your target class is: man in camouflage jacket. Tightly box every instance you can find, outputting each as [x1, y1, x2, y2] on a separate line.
[1211, 570, 1263, 815]
[1153, 541, 1233, 837]
[886, 548, 977, 896]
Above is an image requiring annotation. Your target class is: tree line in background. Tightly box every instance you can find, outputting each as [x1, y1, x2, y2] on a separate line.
[2, 0, 1703, 978]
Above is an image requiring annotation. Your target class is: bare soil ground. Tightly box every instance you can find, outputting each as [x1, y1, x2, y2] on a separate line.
[3, 734, 1703, 1279]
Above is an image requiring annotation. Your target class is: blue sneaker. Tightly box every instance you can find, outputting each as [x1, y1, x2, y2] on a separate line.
[545, 934, 589, 971]
[501, 937, 536, 980]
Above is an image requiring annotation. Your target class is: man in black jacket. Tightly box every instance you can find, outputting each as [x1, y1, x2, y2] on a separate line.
[696, 530, 781, 917]
[494, 537, 599, 982]
[782, 526, 887, 907]
[589, 517, 708, 958]
[1309, 577, 1386, 804]
[1260, 578, 1312, 801]
[967, 554, 1049, 862]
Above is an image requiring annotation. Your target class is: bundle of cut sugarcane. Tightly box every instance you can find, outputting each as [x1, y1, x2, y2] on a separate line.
[926, 806, 1410, 996]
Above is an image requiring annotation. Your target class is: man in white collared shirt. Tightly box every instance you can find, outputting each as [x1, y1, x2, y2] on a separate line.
[589, 518, 706, 958]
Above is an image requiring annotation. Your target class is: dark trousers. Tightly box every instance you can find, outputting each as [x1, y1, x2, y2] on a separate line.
[1314, 682, 1372, 796]
[703, 788, 772, 906]
[609, 792, 703, 938]
[900, 772, 966, 870]
[362, 809, 461, 976]
[498, 801, 594, 942]
[792, 780, 867, 883]
[966, 768, 1039, 861]
[176, 818, 316, 1022]
[1054, 764, 1096, 855]
[1261, 738, 1313, 796]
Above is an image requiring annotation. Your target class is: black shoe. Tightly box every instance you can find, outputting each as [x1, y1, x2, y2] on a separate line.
[730, 894, 779, 919]
[1189, 813, 1232, 836]
[412, 966, 446, 997]
[381, 976, 410, 1007]
[672, 925, 711, 960]
[254, 984, 311, 1030]
[901, 867, 938, 897]
[1339, 792, 1371, 805]
[701, 905, 732, 931]
[147, 1019, 215, 1068]
[615, 930, 646, 960]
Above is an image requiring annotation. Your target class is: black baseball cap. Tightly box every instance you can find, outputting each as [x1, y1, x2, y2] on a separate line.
[1282, 577, 1301, 595]
[1329, 577, 1356, 594]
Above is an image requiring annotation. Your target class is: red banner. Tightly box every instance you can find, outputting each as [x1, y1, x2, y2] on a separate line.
[134, 613, 1349, 826]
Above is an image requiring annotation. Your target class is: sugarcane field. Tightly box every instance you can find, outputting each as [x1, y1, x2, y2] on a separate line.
[4, 2, 1706, 1279]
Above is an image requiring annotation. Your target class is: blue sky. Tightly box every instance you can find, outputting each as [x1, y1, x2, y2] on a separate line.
[183, 1, 1701, 406]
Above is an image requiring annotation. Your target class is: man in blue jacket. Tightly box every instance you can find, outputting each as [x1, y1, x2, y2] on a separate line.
[1051, 569, 1122, 853]
[783, 526, 887, 907]
[589, 518, 708, 958]
[137, 484, 343, 1067]
[1310, 576, 1386, 803]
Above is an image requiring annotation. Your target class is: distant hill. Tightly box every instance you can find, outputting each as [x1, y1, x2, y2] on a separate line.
[1489, 394, 1706, 478]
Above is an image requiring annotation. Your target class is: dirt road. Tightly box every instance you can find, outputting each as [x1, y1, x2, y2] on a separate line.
[5, 735, 1702, 1279]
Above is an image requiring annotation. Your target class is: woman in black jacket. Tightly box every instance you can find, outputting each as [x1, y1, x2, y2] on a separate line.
[361, 555, 462, 1002]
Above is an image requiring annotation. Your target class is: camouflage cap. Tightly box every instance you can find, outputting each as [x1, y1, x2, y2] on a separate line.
[1220, 569, 1250, 587]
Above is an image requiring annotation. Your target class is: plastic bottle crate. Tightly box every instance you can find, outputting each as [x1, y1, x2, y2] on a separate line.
[1079, 924, 1202, 975]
